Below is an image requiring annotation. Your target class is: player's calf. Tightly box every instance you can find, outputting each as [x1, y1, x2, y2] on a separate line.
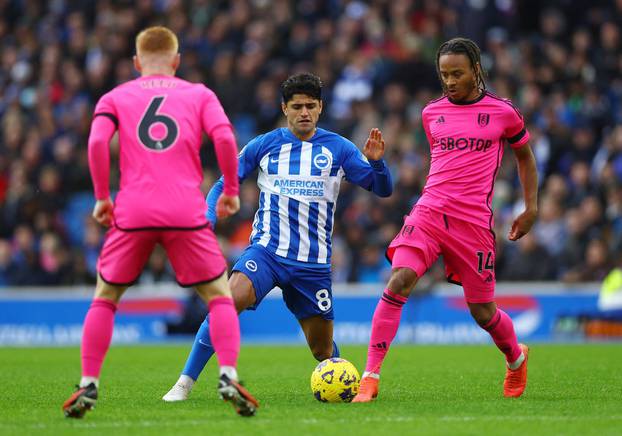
[62, 383, 98, 418]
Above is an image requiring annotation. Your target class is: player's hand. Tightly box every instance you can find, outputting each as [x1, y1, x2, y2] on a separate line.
[508, 208, 537, 241]
[92, 198, 114, 227]
[216, 194, 240, 219]
[363, 128, 385, 161]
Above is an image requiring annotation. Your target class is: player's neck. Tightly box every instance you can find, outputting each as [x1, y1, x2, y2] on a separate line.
[290, 127, 317, 141]
[467, 88, 483, 101]
[140, 67, 176, 77]
[448, 88, 484, 105]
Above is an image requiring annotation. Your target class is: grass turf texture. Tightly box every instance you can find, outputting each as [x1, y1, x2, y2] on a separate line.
[0, 344, 620, 435]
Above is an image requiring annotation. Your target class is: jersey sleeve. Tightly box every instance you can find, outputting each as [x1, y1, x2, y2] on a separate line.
[502, 101, 530, 148]
[93, 92, 119, 128]
[200, 86, 233, 135]
[341, 137, 392, 197]
[88, 92, 118, 200]
[237, 134, 264, 179]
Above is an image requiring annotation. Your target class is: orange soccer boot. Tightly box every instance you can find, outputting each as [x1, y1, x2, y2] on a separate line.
[352, 376, 379, 403]
[503, 343, 529, 398]
[62, 383, 98, 418]
[217, 374, 259, 417]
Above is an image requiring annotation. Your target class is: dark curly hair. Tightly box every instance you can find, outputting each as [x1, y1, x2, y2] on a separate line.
[281, 73, 323, 103]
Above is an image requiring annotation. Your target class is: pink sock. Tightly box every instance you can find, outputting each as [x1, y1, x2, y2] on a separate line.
[364, 289, 407, 374]
[208, 296, 240, 368]
[482, 308, 522, 363]
[81, 298, 117, 378]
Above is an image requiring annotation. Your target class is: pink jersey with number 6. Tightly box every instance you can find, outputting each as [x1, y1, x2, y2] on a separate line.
[88, 74, 239, 230]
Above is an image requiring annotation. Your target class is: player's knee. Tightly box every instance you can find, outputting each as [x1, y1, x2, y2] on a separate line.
[229, 273, 256, 313]
[387, 268, 418, 297]
[232, 288, 254, 313]
[94, 276, 125, 303]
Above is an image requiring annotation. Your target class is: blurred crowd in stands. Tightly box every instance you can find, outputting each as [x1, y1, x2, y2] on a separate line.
[1, 0, 621, 287]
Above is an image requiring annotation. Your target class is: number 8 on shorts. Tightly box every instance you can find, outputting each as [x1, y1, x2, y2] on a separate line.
[315, 289, 332, 311]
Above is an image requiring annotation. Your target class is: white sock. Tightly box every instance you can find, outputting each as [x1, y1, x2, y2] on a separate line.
[177, 374, 195, 388]
[362, 371, 380, 380]
[219, 366, 238, 381]
[80, 376, 99, 388]
[507, 352, 525, 370]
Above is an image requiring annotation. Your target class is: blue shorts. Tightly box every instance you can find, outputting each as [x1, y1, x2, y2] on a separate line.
[232, 244, 334, 320]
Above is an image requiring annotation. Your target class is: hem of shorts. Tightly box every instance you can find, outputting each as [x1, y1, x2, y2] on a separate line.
[114, 222, 211, 232]
[99, 271, 139, 287]
[446, 274, 463, 287]
[464, 295, 495, 304]
[177, 268, 227, 288]
[392, 263, 424, 278]
[388, 244, 426, 277]
[297, 312, 335, 321]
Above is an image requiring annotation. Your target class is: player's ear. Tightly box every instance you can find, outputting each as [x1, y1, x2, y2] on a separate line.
[317, 100, 323, 114]
[281, 101, 287, 116]
[172, 53, 180, 71]
[133, 55, 142, 73]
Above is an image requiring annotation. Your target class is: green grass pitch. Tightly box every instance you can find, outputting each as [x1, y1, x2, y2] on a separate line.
[1, 344, 620, 435]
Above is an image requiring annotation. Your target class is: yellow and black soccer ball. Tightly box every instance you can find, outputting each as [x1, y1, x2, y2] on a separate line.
[310, 358, 360, 403]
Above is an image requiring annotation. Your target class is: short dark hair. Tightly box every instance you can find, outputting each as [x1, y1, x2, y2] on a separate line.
[436, 37, 487, 92]
[281, 73, 322, 103]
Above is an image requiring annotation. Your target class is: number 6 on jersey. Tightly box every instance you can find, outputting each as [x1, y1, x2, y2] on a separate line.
[138, 96, 179, 151]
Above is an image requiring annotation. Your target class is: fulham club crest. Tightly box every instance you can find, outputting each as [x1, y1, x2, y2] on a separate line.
[478, 113, 490, 127]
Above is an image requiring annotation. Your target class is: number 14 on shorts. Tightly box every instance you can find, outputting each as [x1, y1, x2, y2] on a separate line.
[476, 251, 494, 273]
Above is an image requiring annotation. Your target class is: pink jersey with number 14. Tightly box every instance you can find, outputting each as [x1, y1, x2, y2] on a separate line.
[417, 91, 530, 230]
[88, 74, 238, 230]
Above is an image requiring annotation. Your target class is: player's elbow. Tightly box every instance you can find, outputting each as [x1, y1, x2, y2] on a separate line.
[88, 137, 107, 149]
[380, 187, 393, 197]
[374, 184, 393, 198]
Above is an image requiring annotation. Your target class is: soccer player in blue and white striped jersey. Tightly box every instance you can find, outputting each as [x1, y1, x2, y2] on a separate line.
[163, 73, 392, 402]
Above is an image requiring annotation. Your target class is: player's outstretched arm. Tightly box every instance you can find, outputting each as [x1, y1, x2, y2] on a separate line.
[509, 144, 538, 241]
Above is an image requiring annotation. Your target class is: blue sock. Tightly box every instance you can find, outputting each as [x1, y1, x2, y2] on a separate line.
[181, 316, 215, 381]
[331, 340, 340, 358]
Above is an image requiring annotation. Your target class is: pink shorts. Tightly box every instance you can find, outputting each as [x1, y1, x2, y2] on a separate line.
[387, 205, 496, 303]
[98, 225, 227, 287]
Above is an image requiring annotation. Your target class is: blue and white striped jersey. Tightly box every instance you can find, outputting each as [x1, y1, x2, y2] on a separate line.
[207, 127, 392, 266]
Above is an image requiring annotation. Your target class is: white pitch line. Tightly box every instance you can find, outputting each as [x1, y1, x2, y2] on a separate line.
[2, 415, 621, 430]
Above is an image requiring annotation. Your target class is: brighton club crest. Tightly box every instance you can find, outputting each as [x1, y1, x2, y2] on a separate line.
[478, 113, 490, 127]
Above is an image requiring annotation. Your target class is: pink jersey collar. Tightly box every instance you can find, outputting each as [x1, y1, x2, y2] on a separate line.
[447, 90, 487, 106]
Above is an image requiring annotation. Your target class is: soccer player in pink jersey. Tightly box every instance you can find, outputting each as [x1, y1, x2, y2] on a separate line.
[62, 26, 258, 418]
[353, 38, 538, 402]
